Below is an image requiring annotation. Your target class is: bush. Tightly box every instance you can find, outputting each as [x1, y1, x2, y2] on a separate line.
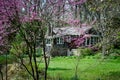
[0, 54, 18, 64]
[50, 48, 67, 57]
[36, 48, 43, 57]
[79, 48, 93, 57]
[108, 49, 120, 59]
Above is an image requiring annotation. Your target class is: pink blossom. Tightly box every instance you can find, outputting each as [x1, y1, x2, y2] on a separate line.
[69, 0, 86, 5]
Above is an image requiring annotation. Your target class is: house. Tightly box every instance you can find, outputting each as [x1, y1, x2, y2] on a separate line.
[45, 25, 100, 56]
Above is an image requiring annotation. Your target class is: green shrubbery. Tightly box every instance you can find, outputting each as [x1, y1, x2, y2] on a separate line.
[0, 54, 17, 64]
[108, 49, 120, 59]
[78, 48, 94, 57]
[36, 48, 43, 57]
[50, 47, 67, 57]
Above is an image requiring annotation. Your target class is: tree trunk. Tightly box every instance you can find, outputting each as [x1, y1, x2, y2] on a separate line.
[102, 35, 107, 58]
[102, 44, 106, 58]
[43, 39, 48, 80]
[42, 29, 48, 80]
[0, 65, 3, 80]
[5, 53, 8, 80]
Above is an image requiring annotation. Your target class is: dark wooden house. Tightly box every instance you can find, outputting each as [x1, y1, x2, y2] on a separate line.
[45, 25, 100, 56]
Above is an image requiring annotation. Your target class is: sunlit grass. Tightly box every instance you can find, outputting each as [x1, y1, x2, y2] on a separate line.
[40, 56, 120, 80]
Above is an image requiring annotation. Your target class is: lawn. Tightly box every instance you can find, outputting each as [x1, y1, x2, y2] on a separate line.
[41, 56, 120, 80]
[1, 54, 120, 80]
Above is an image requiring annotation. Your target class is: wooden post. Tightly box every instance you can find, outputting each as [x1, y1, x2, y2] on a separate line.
[85, 38, 87, 46]
[93, 37, 95, 45]
[89, 37, 91, 46]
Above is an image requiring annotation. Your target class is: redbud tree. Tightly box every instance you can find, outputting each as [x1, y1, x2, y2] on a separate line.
[0, 0, 87, 80]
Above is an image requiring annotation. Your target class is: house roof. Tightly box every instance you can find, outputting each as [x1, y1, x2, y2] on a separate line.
[53, 26, 92, 37]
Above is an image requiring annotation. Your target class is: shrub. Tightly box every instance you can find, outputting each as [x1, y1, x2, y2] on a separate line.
[79, 48, 93, 57]
[108, 49, 120, 59]
[36, 48, 43, 57]
[50, 48, 67, 57]
[0, 54, 18, 64]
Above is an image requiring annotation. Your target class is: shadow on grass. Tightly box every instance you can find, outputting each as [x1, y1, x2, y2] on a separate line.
[48, 67, 71, 71]
[101, 71, 120, 80]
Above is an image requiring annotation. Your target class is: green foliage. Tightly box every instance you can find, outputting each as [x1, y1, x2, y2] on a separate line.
[108, 49, 120, 59]
[36, 48, 43, 57]
[10, 32, 29, 58]
[79, 48, 93, 57]
[0, 55, 17, 64]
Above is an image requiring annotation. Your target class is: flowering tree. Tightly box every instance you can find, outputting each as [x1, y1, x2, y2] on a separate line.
[0, 0, 22, 54]
[0, 0, 88, 79]
[70, 36, 86, 48]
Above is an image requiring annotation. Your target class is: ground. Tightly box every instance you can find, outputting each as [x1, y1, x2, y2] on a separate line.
[0, 55, 120, 80]
[40, 56, 120, 80]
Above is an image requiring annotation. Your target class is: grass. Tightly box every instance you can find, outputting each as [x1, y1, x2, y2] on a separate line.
[40, 56, 120, 80]
[1, 54, 119, 80]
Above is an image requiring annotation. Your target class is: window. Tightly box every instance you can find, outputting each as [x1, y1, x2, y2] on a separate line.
[91, 37, 94, 45]
[46, 39, 51, 44]
[87, 38, 90, 46]
[95, 37, 99, 44]
[56, 37, 64, 44]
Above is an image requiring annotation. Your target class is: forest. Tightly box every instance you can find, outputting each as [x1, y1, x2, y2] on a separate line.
[0, 0, 120, 80]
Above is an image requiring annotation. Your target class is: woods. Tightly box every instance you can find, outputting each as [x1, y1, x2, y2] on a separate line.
[0, 0, 120, 80]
